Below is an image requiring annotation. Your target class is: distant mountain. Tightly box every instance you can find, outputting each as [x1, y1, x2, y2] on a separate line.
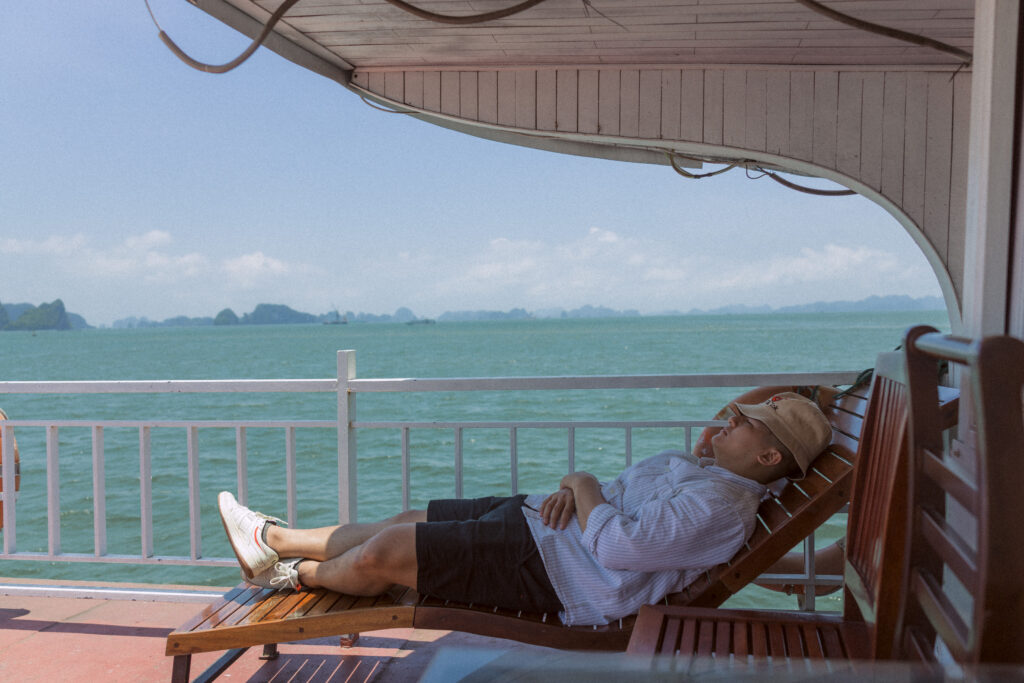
[689, 295, 943, 316]
[775, 295, 945, 314]
[438, 308, 533, 322]
[1, 299, 90, 331]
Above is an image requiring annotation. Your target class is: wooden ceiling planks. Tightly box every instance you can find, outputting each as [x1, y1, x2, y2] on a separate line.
[231, 0, 973, 69]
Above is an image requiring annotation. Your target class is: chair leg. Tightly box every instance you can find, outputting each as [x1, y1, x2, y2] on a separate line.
[340, 633, 359, 648]
[260, 643, 279, 660]
[171, 654, 191, 683]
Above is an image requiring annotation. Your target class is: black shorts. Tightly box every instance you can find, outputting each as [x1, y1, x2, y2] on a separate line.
[415, 495, 564, 614]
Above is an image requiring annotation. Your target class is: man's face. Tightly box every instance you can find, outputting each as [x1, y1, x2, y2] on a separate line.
[710, 413, 777, 470]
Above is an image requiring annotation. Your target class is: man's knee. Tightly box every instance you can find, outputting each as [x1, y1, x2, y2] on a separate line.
[351, 524, 417, 574]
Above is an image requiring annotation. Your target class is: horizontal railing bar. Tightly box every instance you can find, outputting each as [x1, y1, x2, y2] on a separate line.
[354, 420, 727, 429]
[346, 371, 861, 392]
[2, 420, 335, 429]
[0, 583, 229, 603]
[0, 371, 860, 396]
[0, 552, 238, 566]
[0, 379, 336, 394]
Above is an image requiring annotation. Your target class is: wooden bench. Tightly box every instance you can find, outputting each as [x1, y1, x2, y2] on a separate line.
[166, 380, 873, 681]
[628, 328, 1019, 671]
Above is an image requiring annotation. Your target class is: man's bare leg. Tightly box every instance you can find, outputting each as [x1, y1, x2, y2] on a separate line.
[292, 523, 420, 595]
[265, 509, 426, 562]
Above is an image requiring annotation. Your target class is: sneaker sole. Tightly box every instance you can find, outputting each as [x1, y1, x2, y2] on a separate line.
[218, 492, 258, 579]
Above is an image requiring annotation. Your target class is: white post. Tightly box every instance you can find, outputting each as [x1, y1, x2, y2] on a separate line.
[962, 0, 1021, 337]
[1, 422, 15, 554]
[338, 350, 358, 524]
[92, 426, 106, 557]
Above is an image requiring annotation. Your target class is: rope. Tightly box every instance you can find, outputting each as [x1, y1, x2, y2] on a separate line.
[145, 0, 301, 74]
[381, 0, 548, 25]
[757, 169, 857, 197]
[666, 153, 743, 180]
[793, 0, 971, 64]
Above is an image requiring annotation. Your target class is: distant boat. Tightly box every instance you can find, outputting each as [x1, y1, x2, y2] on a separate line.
[406, 318, 435, 325]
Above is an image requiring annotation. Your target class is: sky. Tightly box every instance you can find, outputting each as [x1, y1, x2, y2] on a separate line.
[0, 2, 945, 327]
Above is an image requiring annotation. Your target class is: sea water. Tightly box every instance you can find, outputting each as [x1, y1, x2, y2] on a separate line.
[0, 311, 949, 609]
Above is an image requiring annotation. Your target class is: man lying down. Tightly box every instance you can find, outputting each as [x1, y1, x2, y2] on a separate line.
[218, 392, 831, 625]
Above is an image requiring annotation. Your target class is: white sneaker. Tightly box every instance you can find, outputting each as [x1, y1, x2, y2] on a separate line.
[218, 491, 284, 579]
[248, 558, 304, 591]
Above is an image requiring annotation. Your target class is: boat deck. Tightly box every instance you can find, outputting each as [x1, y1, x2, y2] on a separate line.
[0, 580, 555, 682]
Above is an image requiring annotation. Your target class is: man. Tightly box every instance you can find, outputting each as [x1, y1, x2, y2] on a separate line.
[219, 392, 831, 625]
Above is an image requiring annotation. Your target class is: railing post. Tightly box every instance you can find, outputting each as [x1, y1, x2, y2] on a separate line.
[338, 350, 357, 524]
[47, 426, 60, 556]
[139, 426, 152, 559]
[2, 421, 15, 553]
[93, 426, 106, 557]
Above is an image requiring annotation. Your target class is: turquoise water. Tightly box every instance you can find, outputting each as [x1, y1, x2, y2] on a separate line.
[0, 312, 949, 608]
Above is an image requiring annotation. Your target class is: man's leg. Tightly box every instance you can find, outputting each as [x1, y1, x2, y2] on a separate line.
[265, 509, 426, 562]
[293, 523, 420, 595]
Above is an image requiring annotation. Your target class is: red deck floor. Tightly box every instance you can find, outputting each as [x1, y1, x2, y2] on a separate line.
[0, 580, 554, 682]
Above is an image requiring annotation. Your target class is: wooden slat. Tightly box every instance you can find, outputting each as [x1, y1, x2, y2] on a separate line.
[702, 69, 724, 144]
[788, 70, 813, 160]
[715, 620, 731, 657]
[440, 71, 459, 116]
[745, 69, 767, 151]
[881, 71, 907, 202]
[860, 71, 885, 191]
[515, 71, 536, 129]
[556, 69, 577, 132]
[639, 69, 661, 138]
[812, 70, 838, 168]
[405, 70, 424, 109]
[768, 622, 787, 656]
[679, 69, 703, 141]
[598, 69, 620, 135]
[578, 69, 599, 134]
[497, 70, 515, 125]
[802, 624, 825, 659]
[620, 69, 640, 137]
[661, 614, 681, 655]
[423, 70, 441, 112]
[946, 71, 971, 287]
[765, 70, 790, 155]
[679, 617, 698, 657]
[697, 618, 715, 656]
[478, 71, 497, 124]
[723, 69, 746, 147]
[660, 70, 681, 140]
[785, 623, 804, 657]
[836, 72, 863, 177]
[537, 69, 556, 130]
[923, 71, 954, 257]
[459, 71, 478, 119]
[902, 72, 929, 226]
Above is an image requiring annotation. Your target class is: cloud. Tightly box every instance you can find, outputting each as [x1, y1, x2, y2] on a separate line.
[222, 251, 290, 288]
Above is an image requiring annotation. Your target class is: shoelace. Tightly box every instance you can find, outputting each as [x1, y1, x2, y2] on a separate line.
[268, 562, 300, 590]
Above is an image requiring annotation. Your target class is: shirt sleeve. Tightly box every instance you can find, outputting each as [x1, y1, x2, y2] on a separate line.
[580, 489, 752, 572]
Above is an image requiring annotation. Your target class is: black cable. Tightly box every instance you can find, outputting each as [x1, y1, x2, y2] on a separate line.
[794, 0, 971, 64]
[146, 0, 301, 74]
[382, 0, 548, 25]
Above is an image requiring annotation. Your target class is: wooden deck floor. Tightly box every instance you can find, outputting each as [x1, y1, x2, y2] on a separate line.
[0, 581, 556, 682]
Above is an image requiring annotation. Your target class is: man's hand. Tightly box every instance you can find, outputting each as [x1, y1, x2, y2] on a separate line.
[539, 488, 576, 529]
[557, 471, 606, 532]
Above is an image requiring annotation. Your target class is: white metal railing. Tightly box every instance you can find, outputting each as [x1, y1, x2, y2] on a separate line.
[0, 350, 857, 604]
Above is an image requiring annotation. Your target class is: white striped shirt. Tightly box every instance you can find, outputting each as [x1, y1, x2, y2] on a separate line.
[522, 453, 766, 625]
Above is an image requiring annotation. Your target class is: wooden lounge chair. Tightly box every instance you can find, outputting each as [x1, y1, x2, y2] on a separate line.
[628, 328, 1020, 672]
[625, 349, 922, 664]
[166, 381, 874, 682]
[902, 325, 1024, 664]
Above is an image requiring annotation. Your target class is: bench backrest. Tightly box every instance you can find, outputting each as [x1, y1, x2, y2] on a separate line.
[902, 326, 1024, 664]
[672, 381, 870, 608]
